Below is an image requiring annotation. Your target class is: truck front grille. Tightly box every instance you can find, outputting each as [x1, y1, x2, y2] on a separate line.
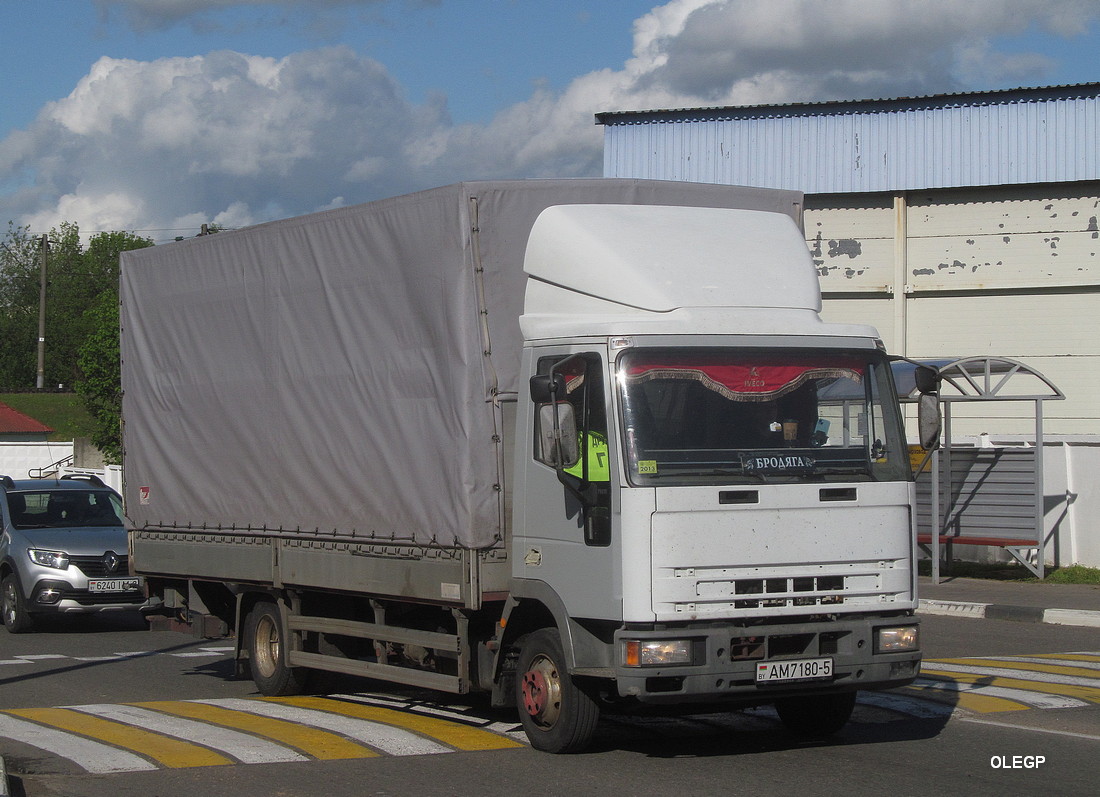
[731, 575, 845, 609]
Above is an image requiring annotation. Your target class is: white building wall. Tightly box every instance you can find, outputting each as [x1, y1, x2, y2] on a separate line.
[810, 182, 1100, 436]
[0, 441, 75, 479]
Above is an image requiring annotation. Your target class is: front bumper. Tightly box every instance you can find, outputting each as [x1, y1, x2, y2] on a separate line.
[29, 578, 147, 614]
[613, 613, 920, 705]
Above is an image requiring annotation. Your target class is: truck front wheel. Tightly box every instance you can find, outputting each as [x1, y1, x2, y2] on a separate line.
[515, 627, 600, 753]
[774, 691, 857, 739]
[246, 601, 308, 696]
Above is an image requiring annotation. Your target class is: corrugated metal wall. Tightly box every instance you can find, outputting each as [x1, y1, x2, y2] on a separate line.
[600, 85, 1100, 193]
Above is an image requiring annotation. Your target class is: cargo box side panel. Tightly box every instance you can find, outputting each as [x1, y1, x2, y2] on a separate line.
[121, 179, 805, 561]
[121, 186, 504, 550]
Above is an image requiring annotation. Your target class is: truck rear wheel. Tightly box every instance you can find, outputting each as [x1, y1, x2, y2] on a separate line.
[775, 691, 856, 739]
[515, 627, 599, 753]
[246, 601, 308, 696]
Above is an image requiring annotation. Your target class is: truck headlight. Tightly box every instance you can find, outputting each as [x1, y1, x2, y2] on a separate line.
[623, 639, 694, 667]
[875, 625, 919, 653]
[28, 549, 69, 570]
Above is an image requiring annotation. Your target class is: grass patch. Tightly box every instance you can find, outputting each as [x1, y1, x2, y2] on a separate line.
[918, 558, 1100, 584]
[1043, 565, 1100, 585]
[0, 392, 96, 441]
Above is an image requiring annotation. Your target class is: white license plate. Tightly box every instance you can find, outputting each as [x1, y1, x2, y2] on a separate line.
[88, 578, 143, 593]
[756, 657, 834, 684]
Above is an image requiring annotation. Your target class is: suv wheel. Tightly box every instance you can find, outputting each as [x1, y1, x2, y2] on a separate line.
[2, 573, 35, 633]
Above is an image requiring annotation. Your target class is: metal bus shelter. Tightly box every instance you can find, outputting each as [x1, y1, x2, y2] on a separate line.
[893, 357, 1065, 583]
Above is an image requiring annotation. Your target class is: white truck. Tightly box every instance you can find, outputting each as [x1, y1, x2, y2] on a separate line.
[120, 179, 931, 752]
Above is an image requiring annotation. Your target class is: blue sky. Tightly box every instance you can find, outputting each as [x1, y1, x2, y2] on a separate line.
[1, 2, 641, 134]
[1, 0, 1097, 241]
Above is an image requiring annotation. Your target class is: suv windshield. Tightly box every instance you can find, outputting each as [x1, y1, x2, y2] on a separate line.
[6, 490, 123, 530]
[618, 348, 910, 485]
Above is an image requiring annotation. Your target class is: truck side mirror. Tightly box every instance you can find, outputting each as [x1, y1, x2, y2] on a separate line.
[918, 392, 942, 450]
[535, 402, 579, 469]
[529, 373, 567, 403]
[914, 365, 939, 395]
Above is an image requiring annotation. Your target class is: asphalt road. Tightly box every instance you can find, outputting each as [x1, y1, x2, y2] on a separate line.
[0, 611, 1097, 796]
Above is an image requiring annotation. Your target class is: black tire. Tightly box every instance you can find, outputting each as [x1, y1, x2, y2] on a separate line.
[775, 691, 857, 739]
[515, 627, 600, 753]
[245, 601, 308, 696]
[1, 573, 35, 634]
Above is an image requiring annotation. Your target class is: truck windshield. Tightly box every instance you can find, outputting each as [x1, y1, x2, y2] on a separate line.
[618, 348, 911, 485]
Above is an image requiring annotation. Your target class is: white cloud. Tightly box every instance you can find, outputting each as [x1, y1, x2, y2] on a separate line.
[24, 191, 144, 235]
[1, 47, 444, 236]
[3, 0, 1098, 238]
[625, 0, 1092, 105]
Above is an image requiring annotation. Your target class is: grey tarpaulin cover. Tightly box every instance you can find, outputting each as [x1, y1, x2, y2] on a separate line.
[120, 179, 802, 549]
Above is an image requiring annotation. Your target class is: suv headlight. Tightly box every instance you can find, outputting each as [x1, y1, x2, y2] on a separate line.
[28, 549, 69, 570]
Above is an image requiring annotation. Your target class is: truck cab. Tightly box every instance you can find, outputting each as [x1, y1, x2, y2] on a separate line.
[502, 204, 921, 751]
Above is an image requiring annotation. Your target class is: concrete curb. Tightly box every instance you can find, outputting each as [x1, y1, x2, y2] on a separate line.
[0, 754, 9, 797]
[919, 599, 1100, 628]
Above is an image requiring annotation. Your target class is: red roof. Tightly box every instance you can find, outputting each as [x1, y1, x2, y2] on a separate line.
[0, 402, 53, 434]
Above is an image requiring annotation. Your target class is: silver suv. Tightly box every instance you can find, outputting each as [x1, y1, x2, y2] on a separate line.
[1, 475, 144, 633]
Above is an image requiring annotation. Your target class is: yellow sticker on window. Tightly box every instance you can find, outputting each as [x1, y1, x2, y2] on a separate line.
[637, 460, 658, 475]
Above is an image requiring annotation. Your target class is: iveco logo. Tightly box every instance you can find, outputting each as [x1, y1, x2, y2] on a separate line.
[103, 552, 120, 574]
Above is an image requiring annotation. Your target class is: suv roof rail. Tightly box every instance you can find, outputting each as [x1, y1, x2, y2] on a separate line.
[1, 475, 13, 489]
[60, 473, 107, 488]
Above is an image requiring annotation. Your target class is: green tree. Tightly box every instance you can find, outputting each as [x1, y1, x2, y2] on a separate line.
[44, 224, 154, 390]
[0, 223, 41, 390]
[70, 230, 154, 462]
[1, 222, 153, 461]
[0, 223, 152, 392]
[75, 291, 123, 464]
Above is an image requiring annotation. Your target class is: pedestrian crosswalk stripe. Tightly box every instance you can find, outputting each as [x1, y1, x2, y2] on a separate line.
[907, 678, 1087, 710]
[924, 655, 1095, 681]
[269, 696, 525, 751]
[70, 704, 309, 764]
[921, 661, 1100, 697]
[0, 714, 157, 774]
[984, 653, 1100, 669]
[134, 701, 380, 760]
[191, 698, 454, 756]
[905, 681, 1030, 713]
[917, 670, 1100, 705]
[3, 708, 233, 768]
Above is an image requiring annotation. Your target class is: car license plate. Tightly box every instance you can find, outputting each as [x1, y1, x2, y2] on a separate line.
[756, 657, 833, 684]
[88, 578, 143, 593]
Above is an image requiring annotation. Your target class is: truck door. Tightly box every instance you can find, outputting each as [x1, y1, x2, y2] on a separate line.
[515, 349, 620, 621]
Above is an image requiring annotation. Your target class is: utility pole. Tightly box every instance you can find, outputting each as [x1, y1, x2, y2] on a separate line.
[36, 234, 48, 390]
